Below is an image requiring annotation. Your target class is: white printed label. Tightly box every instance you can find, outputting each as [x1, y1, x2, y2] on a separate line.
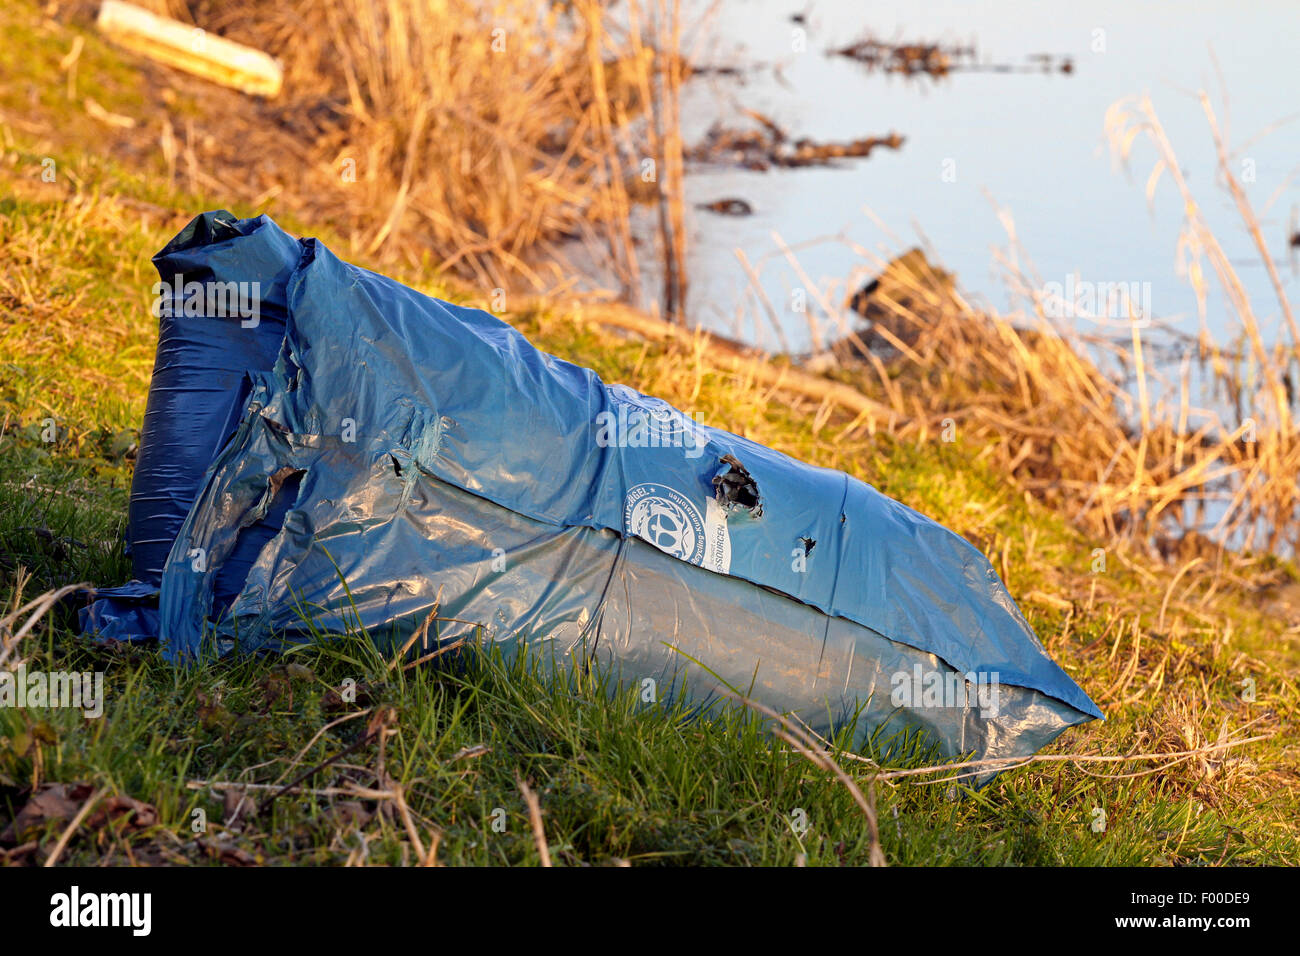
[625, 482, 731, 573]
[703, 496, 732, 573]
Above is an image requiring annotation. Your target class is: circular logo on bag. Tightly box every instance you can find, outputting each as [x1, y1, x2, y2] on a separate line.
[624, 483, 706, 564]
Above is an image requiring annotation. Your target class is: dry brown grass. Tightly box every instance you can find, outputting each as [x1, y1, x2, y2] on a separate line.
[132, 0, 688, 303]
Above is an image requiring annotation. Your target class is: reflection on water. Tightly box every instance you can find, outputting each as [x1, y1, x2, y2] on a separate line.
[675, 0, 1300, 359]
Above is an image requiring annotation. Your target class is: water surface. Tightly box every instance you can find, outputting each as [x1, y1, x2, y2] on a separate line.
[675, 0, 1300, 360]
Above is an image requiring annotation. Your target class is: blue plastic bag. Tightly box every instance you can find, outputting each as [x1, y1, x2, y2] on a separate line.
[87, 212, 1102, 771]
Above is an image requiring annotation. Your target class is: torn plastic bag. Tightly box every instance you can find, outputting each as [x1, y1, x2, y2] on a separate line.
[130, 219, 1101, 770]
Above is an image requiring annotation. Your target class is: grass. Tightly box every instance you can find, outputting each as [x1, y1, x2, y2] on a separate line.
[1, 0, 1297, 866]
[3, 624, 1278, 866]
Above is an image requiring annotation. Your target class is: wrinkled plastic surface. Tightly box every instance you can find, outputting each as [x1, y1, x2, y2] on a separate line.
[127, 210, 297, 586]
[87, 213, 1102, 769]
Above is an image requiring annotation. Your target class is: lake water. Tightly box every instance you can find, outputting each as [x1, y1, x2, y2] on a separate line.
[672, 0, 1300, 364]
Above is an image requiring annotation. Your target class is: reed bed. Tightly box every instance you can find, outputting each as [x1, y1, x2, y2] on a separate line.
[772, 93, 1299, 559]
[134, 0, 687, 305]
